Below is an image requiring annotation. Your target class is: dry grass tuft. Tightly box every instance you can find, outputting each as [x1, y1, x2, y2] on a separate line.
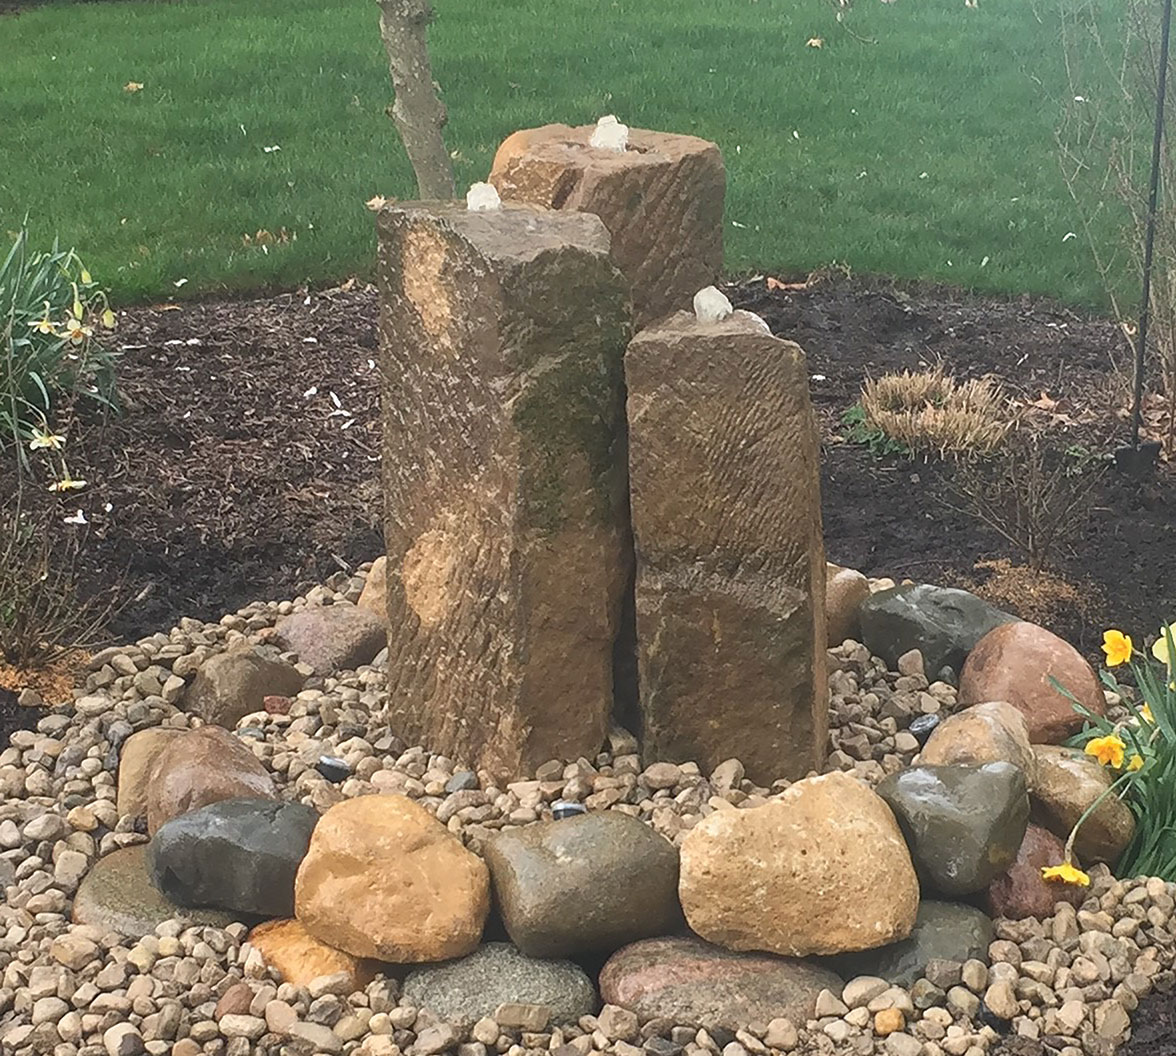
[861, 365, 1014, 456]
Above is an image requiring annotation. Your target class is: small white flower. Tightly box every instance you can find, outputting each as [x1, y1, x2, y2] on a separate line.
[63, 509, 88, 525]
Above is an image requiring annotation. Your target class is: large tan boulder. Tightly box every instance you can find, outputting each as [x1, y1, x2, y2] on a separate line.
[625, 310, 827, 785]
[376, 202, 632, 779]
[678, 771, 918, 956]
[117, 728, 184, 822]
[146, 726, 277, 835]
[490, 123, 724, 327]
[295, 794, 489, 962]
[248, 919, 377, 989]
[826, 563, 870, 646]
[184, 647, 304, 729]
[1032, 745, 1135, 863]
[919, 701, 1038, 789]
[959, 622, 1105, 743]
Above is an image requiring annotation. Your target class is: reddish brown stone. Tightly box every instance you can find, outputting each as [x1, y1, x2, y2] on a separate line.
[986, 823, 1086, 920]
[273, 604, 387, 675]
[959, 622, 1105, 743]
[376, 202, 632, 780]
[625, 310, 826, 783]
[146, 726, 276, 835]
[490, 124, 724, 327]
[263, 695, 292, 715]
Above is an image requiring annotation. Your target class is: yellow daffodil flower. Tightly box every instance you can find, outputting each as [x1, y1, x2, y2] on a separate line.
[1153, 623, 1176, 667]
[1085, 734, 1126, 769]
[47, 474, 87, 492]
[1142, 703, 1155, 724]
[62, 317, 92, 345]
[1128, 754, 1145, 772]
[1042, 862, 1091, 887]
[28, 430, 65, 451]
[1102, 630, 1133, 667]
[29, 314, 57, 335]
[102, 308, 116, 329]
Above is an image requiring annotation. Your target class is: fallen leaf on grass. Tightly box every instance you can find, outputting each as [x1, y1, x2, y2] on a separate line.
[366, 195, 388, 211]
[1030, 391, 1059, 412]
[766, 276, 811, 291]
[807, 37, 824, 47]
[123, 82, 144, 93]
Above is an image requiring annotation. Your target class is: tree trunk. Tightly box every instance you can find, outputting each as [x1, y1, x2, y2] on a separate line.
[376, 0, 455, 200]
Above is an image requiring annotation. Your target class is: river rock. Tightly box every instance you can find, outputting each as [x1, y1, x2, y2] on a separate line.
[827, 563, 871, 646]
[876, 762, 1029, 896]
[860, 584, 1015, 676]
[600, 935, 842, 1030]
[357, 557, 388, 622]
[185, 647, 305, 729]
[1031, 745, 1135, 863]
[295, 793, 489, 961]
[484, 812, 680, 957]
[679, 771, 918, 956]
[72, 846, 238, 939]
[272, 604, 387, 675]
[827, 902, 994, 988]
[986, 823, 1087, 919]
[918, 701, 1038, 787]
[403, 942, 597, 1029]
[117, 728, 185, 822]
[149, 798, 319, 917]
[959, 622, 1105, 743]
[146, 726, 277, 835]
[248, 919, 377, 989]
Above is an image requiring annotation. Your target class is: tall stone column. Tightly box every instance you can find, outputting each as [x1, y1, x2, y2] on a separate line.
[376, 202, 633, 780]
[489, 124, 724, 328]
[625, 308, 827, 785]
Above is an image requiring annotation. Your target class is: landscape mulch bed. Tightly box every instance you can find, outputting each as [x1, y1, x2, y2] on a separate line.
[3, 273, 1173, 707]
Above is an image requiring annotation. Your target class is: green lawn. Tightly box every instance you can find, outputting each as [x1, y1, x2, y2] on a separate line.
[0, 0, 1122, 305]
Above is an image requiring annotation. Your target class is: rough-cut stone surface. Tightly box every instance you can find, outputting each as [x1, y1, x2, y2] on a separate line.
[679, 771, 918, 956]
[599, 936, 842, 1031]
[1032, 744, 1136, 863]
[248, 919, 377, 989]
[827, 902, 994, 988]
[185, 646, 305, 729]
[357, 557, 388, 621]
[403, 942, 597, 1029]
[146, 726, 277, 835]
[489, 123, 723, 327]
[484, 813, 680, 957]
[376, 202, 631, 780]
[959, 621, 1106, 743]
[876, 762, 1029, 896]
[986, 823, 1087, 919]
[272, 604, 387, 675]
[860, 584, 1016, 676]
[625, 310, 826, 784]
[72, 846, 239, 939]
[918, 700, 1038, 787]
[826, 563, 870, 647]
[116, 728, 184, 821]
[149, 798, 319, 917]
[295, 793, 489, 961]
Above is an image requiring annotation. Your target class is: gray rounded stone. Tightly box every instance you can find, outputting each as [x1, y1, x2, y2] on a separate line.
[860, 584, 1016, 676]
[825, 901, 994, 988]
[149, 797, 319, 917]
[402, 942, 597, 1028]
[483, 811, 681, 957]
[876, 762, 1029, 896]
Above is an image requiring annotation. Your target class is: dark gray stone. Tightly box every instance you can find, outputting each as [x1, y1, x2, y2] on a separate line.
[600, 936, 842, 1031]
[403, 942, 597, 1029]
[484, 812, 681, 957]
[445, 771, 479, 793]
[877, 762, 1028, 896]
[860, 584, 1016, 675]
[825, 901, 994, 988]
[149, 798, 319, 918]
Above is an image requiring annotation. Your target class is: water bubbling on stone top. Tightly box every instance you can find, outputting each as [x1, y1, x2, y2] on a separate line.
[466, 182, 502, 212]
[589, 115, 629, 152]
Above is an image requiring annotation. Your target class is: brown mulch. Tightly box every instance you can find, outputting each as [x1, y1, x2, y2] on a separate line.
[2, 274, 1174, 736]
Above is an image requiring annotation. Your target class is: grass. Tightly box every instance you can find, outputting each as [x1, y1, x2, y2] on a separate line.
[0, 0, 1126, 305]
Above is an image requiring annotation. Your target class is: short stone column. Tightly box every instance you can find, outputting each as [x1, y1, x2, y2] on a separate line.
[625, 305, 827, 784]
[375, 202, 632, 780]
[489, 124, 724, 328]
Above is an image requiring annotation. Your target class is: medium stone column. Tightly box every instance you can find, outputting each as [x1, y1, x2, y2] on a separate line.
[489, 124, 724, 328]
[625, 308, 827, 784]
[376, 202, 632, 779]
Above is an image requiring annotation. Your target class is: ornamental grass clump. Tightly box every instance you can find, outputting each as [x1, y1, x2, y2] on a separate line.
[1043, 624, 1176, 886]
